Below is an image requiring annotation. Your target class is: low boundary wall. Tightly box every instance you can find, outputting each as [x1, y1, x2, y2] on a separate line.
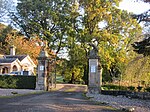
[101, 90, 150, 100]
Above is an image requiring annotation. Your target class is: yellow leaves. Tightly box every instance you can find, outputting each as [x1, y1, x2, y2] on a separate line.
[88, 12, 96, 21]
[123, 37, 130, 45]
[108, 14, 112, 23]
[71, 1, 79, 12]
[114, 0, 122, 7]
[80, 0, 141, 74]
[118, 57, 125, 63]
[121, 21, 125, 26]
[85, 1, 112, 22]
[99, 47, 115, 69]
[5, 35, 43, 65]
[95, 0, 101, 4]
[100, 30, 110, 41]
[116, 50, 127, 63]
[98, 39, 128, 70]
[124, 56, 150, 83]
[100, 31, 119, 46]
[111, 35, 119, 45]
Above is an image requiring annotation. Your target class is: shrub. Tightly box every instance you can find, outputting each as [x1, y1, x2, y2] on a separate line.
[0, 75, 36, 89]
[145, 87, 150, 92]
[101, 84, 127, 90]
[137, 86, 142, 92]
[128, 86, 135, 91]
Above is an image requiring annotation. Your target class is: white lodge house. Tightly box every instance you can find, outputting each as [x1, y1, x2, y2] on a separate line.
[0, 46, 36, 75]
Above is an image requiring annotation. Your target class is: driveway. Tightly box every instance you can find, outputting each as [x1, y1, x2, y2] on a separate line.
[0, 84, 121, 112]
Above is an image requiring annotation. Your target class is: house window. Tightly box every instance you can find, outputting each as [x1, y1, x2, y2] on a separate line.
[22, 64, 28, 71]
[13, 65, 18, 71]
[2, 67, 8, 74]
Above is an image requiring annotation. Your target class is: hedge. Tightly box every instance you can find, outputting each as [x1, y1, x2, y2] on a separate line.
[145, 87, 150, 92]
[0, 75, 36, 89]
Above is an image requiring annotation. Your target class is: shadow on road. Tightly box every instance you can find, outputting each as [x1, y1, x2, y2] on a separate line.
[0, 84, 123, 112]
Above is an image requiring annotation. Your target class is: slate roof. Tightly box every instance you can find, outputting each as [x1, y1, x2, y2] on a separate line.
[0, 58, 17, 63]
[5, 55, 27, 61]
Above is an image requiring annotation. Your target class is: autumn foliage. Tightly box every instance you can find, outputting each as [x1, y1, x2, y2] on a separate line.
[5, 35, 42, 64]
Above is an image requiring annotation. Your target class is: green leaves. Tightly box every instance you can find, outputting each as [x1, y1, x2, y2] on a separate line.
[9, 0, 142, 82]
[132, 37, 150, 56]
[10, 0, 74, 53]
[77, 0, 142, 79]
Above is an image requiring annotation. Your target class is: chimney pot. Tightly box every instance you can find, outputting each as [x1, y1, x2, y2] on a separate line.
[10, 45, 16, 55]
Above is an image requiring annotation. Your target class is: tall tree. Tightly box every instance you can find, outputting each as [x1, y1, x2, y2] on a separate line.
[9, 0, 74, 54]
[0, 23, 13, 45]
[63, 1, 89, 84]
[132, 0, 150, 56]
[0, 23, 14, 54]
[66, 36, 86, 83]
[5, 35, 42, 64]
[9, 0, 142, 83]
[63, 0, 142, 82]
[76, 0, 142, 80]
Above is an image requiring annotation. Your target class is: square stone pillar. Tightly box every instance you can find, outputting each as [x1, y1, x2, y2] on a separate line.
[88, 58, 101, 94]
[36, 49, 49, 91]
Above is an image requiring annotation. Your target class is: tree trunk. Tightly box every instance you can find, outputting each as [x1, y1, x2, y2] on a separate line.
[69, 72, 75, 84]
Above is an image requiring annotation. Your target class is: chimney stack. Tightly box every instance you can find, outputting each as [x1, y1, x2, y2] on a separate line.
[10, 45, 16, 55]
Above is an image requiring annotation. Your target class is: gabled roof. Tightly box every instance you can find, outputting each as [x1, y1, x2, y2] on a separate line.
[0, 58, 17, 63]
[5, 55, 27, 61]
[1, 53, 36, 68]
[25, 55, 36, 67]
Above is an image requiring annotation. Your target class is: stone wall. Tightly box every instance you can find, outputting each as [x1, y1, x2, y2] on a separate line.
[101, 90, 150, 100]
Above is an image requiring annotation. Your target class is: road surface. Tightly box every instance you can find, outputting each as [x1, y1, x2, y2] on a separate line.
[0, 84, 121, 112]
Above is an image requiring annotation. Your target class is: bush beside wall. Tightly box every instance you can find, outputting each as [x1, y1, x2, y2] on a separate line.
[101, 84, 128, 91]
[0, 75, 36, 89]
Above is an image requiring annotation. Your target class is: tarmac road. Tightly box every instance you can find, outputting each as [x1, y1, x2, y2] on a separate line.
[0, 84, 121, 112]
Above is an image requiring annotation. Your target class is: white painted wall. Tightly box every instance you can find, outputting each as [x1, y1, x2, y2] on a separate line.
[20, 56, 35, 75]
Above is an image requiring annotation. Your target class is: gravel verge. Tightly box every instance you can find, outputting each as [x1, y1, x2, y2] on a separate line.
[0, 88, 44, 97]
[86, 92, 150, 112]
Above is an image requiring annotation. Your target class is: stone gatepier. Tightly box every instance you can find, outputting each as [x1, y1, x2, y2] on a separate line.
[36, 48, 49, 91]
[88, 43, 102, 94]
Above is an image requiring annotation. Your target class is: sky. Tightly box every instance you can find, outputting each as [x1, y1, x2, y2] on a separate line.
[13, 0, 150, 14]
[1, 0, 149, 25]
[119, 0, 150, 14]
[14, 0, 150, 14]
